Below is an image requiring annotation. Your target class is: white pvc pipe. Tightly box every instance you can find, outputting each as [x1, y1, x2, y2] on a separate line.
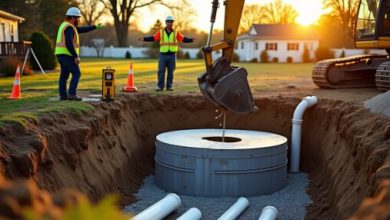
[217, 197, 249, 220]
[290, 96, 318, 173]
[132, 193, 181, 220]
[258, 206, 279, 220]
[176, 207, 202, 220]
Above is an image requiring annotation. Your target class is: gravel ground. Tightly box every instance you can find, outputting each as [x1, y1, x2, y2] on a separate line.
[123, 173, 311, 220]
[364, 91, 390, 117]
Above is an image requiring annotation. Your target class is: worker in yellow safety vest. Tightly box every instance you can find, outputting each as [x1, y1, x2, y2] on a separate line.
[139, 16, 197, 91]
[55, 7, 103, 101]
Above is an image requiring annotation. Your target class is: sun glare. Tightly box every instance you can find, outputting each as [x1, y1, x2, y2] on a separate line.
[289, 0, 325, 26]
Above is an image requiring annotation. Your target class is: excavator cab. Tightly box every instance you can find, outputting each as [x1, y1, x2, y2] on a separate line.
[198, 0, 257, 114]
[312, 0, 390, 89]
[355, 0, 390, 48]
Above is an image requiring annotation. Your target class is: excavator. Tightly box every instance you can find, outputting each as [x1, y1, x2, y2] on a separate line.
[199, 0, 390, 115]
[198, 0, 257, 115]
[312, 0, 390, 90]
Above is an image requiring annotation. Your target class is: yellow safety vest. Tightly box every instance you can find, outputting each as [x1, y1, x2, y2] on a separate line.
[160, 29, 178, 53]
[55, 21, 80, 56]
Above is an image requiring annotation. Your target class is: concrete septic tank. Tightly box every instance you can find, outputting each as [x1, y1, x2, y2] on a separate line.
[155, 129, 288, 197]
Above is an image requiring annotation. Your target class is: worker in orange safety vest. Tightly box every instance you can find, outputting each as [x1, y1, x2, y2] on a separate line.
[139, 16, 197, 91]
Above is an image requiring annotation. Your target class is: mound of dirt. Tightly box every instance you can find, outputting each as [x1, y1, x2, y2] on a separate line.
[0, 93, 389, 219]
[364, 90, 390, 117]
[0, 173, 87, 220]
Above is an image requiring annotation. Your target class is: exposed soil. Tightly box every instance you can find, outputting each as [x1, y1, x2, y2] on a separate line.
[0, 90, 389, 219]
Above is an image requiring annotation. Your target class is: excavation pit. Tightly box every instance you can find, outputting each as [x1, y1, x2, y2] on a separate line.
[155, 129, 288, 197]
[1, 93, 389, 220]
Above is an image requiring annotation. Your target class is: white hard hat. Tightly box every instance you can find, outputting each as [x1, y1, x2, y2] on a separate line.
[66, 7, 81, 17]
[166, 15, 175, 21]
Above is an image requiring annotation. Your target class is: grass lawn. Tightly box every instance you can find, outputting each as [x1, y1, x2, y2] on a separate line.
[0, 58, 315, 127]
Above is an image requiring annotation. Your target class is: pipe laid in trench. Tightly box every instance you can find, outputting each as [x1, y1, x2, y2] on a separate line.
[176, 207, 202, 220]
[132, 193, 181, 220]
[217, 197, 249, 220]
[290, 96, 318, 173]
[258, 206, 279, 220]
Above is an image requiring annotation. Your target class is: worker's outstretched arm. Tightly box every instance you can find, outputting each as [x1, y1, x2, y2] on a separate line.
[142, 31, 160, 42]
[177, 32, 196, 43]
[77, 25, 96, 33]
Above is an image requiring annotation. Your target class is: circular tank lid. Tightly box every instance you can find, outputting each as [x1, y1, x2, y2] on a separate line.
[156, 129, 287, 150]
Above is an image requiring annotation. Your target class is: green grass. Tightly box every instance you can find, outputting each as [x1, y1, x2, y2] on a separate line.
[0, 58, 314, 127]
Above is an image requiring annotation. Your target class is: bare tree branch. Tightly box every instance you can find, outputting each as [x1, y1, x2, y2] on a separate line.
[323, 0, 360, 39]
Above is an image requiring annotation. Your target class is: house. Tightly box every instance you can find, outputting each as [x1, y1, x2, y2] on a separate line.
[0, 10, 24, 42]
[0, 10, 30, 57]
[235, 24, 320, 63]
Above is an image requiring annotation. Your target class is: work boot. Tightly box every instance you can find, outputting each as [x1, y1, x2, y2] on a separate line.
[59, 96, 67, 101]
[68, 95, 82, 101]
[166, 88, 174, 91]
[155, 87, 163, 92]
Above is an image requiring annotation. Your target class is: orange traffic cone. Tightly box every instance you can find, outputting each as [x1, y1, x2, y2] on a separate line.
[8, 65, 22, 99]
[123, 62, 137, 92]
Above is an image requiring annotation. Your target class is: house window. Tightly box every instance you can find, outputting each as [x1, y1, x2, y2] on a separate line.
[255, 42, 258, 50]
[241, 42, 244, 49]
[266, 43, 277, 51]
[287, 43, 299, 51]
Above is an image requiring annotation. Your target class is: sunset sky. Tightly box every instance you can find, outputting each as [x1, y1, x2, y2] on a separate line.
[130, 0, 327, 32]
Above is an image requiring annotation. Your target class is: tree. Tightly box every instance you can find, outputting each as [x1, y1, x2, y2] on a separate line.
[29, 32, 57, 70]
[39, 0, 77, 41]
[91, 38, 105, 57]
[260, 50, 269, 63]
[315, 46, 334, 61]
[78, 0, 107, 25]
[143, 19, 162, 58]
[168, 0, 196, 31]
[262, 0, 298, 24]
[0, 0, 76, 41]
[239, 4, 265, 34]
[0, 1, 41, 40]
[103, 0, 169, 47]
[323, 0, 360, 40]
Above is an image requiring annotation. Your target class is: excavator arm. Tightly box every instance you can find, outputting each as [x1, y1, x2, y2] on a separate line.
[198, 0, 257, 114]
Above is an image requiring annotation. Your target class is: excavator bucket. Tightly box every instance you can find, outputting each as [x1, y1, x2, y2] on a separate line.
[198, 60, 257, 114]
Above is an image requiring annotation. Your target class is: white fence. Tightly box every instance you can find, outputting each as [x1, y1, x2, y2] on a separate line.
[332, 48, 387, 57]
[80, 46, 201, 59]
[80, 46, 389, 60]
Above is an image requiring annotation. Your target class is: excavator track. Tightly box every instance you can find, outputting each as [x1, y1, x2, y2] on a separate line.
[312, 55, 389, 89]
[375, 61, 390, 90]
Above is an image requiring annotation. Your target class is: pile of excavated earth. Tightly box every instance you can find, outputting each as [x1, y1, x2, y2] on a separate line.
[0, 89, 389, 219]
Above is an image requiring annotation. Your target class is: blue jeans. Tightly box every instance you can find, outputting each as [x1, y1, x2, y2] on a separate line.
[157, 53, 176, 89]
[57, 55, 81, 97]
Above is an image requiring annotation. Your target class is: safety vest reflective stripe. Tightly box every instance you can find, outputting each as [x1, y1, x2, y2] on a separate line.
[159, 43, 178, 46]
[55, 42, 80, 47]
[54, 21, 80, 56]
[159, 29, 178, 53]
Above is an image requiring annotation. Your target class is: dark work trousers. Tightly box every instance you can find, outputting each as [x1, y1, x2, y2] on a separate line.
[57, 55, 81, 98]
[157, 53, 176, 89]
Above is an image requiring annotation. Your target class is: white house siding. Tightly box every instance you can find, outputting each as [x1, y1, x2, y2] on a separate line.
[235, 39, 319, 62]
[0, 18, 19, 42]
